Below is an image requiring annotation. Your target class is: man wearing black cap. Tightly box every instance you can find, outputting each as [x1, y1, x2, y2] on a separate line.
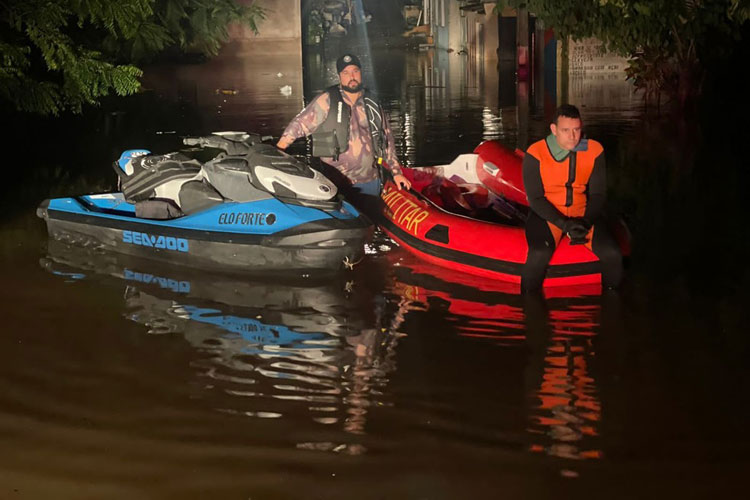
[277, 53, 410, 196]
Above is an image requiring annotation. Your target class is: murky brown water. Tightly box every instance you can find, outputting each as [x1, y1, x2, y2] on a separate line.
[1, 37, 748, 499]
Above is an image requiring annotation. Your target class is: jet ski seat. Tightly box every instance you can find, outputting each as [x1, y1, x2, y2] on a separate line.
[113, 132, 341, 219]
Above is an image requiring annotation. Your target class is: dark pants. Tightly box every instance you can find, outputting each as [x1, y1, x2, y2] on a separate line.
[521, 212, 623, 291]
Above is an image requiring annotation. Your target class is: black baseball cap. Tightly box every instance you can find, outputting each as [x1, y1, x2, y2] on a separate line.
[336, 54, 361, 73]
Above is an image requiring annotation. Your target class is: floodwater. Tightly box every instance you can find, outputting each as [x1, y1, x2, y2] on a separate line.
[1, 36, 748, 499]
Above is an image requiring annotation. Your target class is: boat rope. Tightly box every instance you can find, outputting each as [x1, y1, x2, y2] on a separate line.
[343, 255, 363, 270]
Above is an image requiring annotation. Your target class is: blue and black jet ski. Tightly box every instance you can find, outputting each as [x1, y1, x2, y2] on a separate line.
[37, 132, 372, 273]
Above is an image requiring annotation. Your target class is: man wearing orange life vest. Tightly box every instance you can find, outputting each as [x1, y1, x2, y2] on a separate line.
[521, 104, 623, 292]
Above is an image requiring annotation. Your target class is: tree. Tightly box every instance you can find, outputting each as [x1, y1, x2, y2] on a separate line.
[495, 0, 748, 107]
[1, 0, 265, 115]
[117, 0, 266, 62]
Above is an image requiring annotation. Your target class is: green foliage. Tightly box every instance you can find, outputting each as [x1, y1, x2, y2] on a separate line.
[1, 0, 265, 115]
[495, 0, 748, 106]
[126, 0, 266, 61]
[729, 0, 750, 24]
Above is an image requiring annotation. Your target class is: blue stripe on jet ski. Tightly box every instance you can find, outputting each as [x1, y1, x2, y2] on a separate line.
[49, 207, 265, 244]
[46, 206, 369, 245]
[73, 196, 136, 218]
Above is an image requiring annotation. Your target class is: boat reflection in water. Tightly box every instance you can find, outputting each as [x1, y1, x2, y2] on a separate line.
[384, 249, 608, 461]
[41, 240, 404, 455]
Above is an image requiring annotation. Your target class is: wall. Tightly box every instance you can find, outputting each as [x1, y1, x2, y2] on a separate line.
[568, 37, 628, 74]
[230, 0, 302, 48]
[429, 0, 449, 50]
[444, 1, 464, 52]
[557, 37, 636, 114]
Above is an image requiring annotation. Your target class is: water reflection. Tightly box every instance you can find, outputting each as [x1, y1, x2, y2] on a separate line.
[385, 250, 526, 343]
[383, 248, 607, 460]
[523, 294, 604, 460]
[41, 240, 403, 454]
[136, 39, 642, 177]
[298, 45, 641, 177]
[141, 40, 306, 135]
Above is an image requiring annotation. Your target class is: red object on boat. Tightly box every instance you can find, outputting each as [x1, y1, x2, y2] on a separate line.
[474, 141, 527, 206]
[365, 141, 630, 289]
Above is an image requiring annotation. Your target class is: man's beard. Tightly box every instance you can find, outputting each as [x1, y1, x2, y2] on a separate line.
[341, 81, 362, 93]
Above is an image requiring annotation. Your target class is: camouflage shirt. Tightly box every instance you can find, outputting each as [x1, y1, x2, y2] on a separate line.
[280, 88, 402, 185]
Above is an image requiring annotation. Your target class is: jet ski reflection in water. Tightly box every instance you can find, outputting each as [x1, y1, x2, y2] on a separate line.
[37, 132, 372, 275]
[41, 241, 404, 453]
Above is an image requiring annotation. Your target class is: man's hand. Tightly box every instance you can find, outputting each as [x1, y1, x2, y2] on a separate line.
[276, 136, 293, 150]
[562, 218, 589, 244]
[393, 174, 411, 191]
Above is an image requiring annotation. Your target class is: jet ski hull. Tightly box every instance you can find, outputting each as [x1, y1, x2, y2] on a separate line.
[37, 193, 372, 274]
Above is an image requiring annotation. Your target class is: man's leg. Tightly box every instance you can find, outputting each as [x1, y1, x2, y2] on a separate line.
[521, 212, 556, 292]
[590, 218, 624, 289]
[351, 178, 382, 197]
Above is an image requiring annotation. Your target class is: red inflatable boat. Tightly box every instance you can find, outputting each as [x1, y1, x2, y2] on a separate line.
[363, 141, 630, 289]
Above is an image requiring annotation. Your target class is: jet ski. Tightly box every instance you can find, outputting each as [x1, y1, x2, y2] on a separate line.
[37, 132, 373, 274]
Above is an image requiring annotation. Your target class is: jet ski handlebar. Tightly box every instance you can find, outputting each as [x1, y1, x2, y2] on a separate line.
[183, 132, 270, 156]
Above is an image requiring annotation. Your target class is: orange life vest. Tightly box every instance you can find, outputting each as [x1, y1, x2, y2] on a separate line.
[525, 139, 604, 218]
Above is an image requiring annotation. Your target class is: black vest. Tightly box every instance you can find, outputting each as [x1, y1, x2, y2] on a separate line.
[311, 85, 387, 160]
